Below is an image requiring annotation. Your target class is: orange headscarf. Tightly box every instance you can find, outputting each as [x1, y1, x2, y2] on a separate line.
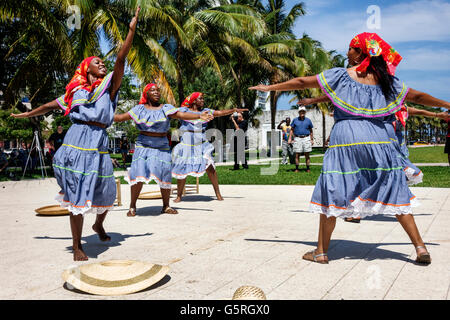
[181, 92, 202, 108]
[350, 32, 402, 76]
[139, 83, 157, 104]
[63, 56, 103, 116]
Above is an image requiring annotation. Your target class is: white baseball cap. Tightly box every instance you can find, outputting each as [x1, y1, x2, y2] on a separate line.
[298, 106, 306, 112]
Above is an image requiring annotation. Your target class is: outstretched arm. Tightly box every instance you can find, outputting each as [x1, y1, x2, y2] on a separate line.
[249, 75, 319, 92]
[10, 100, 60, 118]
[212, 108, 248, 117]
[114, 112, 133, 123]
[406, 88, 450, 110]
[408, 106, 448, 120]
[170, 110, 213, 122]
[298, 95, 330, 106]
[110, 6, 140, 101]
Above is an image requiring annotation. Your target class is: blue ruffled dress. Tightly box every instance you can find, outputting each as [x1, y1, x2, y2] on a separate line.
[125, 104, 178, 189]
[310, 68, 419, 218]
[53, 72, 117, 215]
[171, 107, 215, 179]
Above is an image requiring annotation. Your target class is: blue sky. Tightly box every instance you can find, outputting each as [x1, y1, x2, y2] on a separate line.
[277, 0, 450, 109]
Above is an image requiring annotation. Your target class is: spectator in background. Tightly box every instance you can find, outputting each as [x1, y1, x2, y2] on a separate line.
[277, 117, 293, 165]
[119, 137, 129, 168]
[0, 147, 9, 174]
[231, 112, 249, 170]
[49, 126, 66, 152]
[288, 106, 314, 172]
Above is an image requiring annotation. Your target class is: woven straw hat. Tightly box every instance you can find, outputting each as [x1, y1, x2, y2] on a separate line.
[35, 205, 69, 216]
[62, 260, 169, 296]
[232, 286, 267, 300]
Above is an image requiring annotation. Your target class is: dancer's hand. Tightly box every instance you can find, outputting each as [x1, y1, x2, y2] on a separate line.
[200, 110, 213, 122]
[249, 85, 270, 92]
[129, 6, 140, 30]
[10, 112, 29, 119]
[297, 98, 314, 106]
[235, 108, 249, 113]
[437, 112, 448, 120]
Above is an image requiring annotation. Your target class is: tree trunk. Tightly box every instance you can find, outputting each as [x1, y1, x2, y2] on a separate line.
[176, 44, 184, 104]
[269, 91, 279, 130]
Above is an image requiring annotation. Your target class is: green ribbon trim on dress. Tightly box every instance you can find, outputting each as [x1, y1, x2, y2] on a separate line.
[321, 166, 403, 175]
[53, 164, 114, 178]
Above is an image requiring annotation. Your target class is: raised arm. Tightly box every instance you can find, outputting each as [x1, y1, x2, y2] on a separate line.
[406, 88, 450, 110]
[213, 108, 248, 117]
[10, 99, 60, 118]
[249, 75, 320, 92]
[114, 112, 132, 123]
[110, 6, 140, 101]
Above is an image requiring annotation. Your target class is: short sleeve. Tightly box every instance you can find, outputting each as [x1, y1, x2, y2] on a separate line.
[290, 119, 296, 129]
[55, 94, 67, 111]
[128, 104, 143, 124]
[309, 118, 314, 129]
[163, 104, 178, 116]
[317, 67, 409, 118]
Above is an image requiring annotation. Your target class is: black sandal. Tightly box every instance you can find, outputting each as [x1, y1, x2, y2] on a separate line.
[415, 246, 431, 265]
[344, 217, 361, 223]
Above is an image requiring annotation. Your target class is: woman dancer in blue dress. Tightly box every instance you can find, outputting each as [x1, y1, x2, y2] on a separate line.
[250, 32, 450, 265]
[10, 7, 141, 261]
[297, 100, 447, 226]
[113, 85, 213, 216]
[171, 92, 248, 203]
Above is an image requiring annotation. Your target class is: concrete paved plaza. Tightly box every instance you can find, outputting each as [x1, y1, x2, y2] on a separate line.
[1, 178, 449, 300]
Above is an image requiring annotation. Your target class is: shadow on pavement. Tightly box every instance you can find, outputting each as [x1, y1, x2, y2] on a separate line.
[244, 238, 439, 263]
[35, 232, 153, 259]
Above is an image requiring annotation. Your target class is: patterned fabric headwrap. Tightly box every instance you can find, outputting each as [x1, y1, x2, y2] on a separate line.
[349, 32, 402, 76]
[63, 56, 103, 116]
[181, 92, 203, 108]
[139, 83, 157, 104]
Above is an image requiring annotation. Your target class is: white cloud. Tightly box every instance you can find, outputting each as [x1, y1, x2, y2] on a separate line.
[295, 0, 450, 52]
[400, 48, 450, 71]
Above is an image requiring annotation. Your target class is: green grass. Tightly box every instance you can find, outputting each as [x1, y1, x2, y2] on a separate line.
[407, 146, 448, 163]
[117, 165, 450, 188]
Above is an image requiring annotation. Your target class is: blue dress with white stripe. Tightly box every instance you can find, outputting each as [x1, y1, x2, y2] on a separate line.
[53, 72, 117, 215]
[310, 68, 419, 218]
[125, 104, 178, 189]
[171, 107, 215, 179]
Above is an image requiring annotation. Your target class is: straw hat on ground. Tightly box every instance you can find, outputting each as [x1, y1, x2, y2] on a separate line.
[62, 260, 169, 296]
[232, 286, 267, 300]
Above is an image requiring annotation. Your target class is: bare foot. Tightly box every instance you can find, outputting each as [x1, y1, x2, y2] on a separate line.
[92, 223, 111, 242]
[127, 208, 136, 217]
[73, 247, 88, 261]
[173, 197, 182, 203]
[216, 194, 224, 201]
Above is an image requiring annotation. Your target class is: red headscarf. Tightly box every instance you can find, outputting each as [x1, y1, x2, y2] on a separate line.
[139, 83, 157, 104]
[63, 56, 103, 116]
[181, 92, 203, 108]
[350, 32, 402, 76]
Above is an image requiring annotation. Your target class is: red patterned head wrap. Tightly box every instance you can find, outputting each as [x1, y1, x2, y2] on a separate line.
[181, 92, 203, 108]
[63, 56, 103, 116]
[350, 32, 402, 76]
[139, 83, 157, 104]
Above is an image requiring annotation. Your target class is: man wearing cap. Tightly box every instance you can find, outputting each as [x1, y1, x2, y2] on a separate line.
[288, 106, 314, 172]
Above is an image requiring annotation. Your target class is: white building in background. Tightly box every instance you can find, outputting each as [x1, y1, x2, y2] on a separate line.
[248, 91, 334, 150]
